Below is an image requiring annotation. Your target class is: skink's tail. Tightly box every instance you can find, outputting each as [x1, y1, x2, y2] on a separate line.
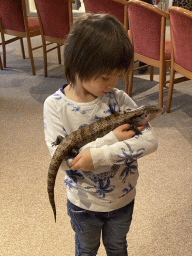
[47, 183, 56, 222]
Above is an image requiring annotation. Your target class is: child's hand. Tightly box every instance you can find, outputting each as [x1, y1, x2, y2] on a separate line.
[113, 124, 144, 141]
[71, 148, 94, 171]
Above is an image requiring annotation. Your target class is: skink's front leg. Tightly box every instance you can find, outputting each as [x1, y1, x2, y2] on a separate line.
[51, 135, 64, 146]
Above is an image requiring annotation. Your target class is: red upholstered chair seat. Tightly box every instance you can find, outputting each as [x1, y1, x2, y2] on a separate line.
[28, 18, 41, 32]
[34, 0, 74, 76]
[0, 0, 25, 32]
[0, 0, 41, 75]
[35, 0, 70, 39]
[0, 1, 40, 32]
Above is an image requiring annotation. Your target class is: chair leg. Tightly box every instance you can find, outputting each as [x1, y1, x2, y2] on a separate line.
[125, 72, 129, 94]
[163, 68, 167, 87]
[1, 32, 6, 68]
[0, 55, 3, 70]
[126, 61, 134, 96]
[57, 44, 61, 64]
[26, 36, 36, 75]
[128, 70, 134, 97]
[20, 38, 25, 59]
[159, 65, 165, 108]
[166, 68, 175, 113]
[42, 40, 48, 77]
[150, 66, 154, 81]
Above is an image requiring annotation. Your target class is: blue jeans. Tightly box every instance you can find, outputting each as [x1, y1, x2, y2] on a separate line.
[67, 199, 134, 256]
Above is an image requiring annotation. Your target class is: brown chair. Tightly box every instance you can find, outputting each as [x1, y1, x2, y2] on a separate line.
[166, 6, 192, 112]
[127, 0, 171, 108]
[34, 0, 75, 77]
[0, 0, 42, 75]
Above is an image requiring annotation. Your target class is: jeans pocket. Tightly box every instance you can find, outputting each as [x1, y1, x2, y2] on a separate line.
[67, 200, 88, 233]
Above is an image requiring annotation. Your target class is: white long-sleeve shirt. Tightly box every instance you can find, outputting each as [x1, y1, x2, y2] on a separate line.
[44, 85, 158, 212]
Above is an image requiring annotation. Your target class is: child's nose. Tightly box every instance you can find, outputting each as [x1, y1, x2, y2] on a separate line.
[107, 82, 116, 89]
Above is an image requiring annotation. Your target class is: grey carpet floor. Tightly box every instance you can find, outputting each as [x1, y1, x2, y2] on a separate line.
[1, 25, 192, 255]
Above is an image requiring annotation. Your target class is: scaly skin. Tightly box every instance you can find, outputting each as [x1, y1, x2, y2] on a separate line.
[47, 105, 163, 221]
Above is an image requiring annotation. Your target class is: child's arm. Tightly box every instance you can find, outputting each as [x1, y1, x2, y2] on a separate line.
[71, 124, 157, 171]
[71, 89, 158, 172]
[91, 124, 158, 168]
[71, 123, 144, 171]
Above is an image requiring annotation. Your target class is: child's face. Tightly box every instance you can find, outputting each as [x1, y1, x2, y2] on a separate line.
[80, 70, 123, 98]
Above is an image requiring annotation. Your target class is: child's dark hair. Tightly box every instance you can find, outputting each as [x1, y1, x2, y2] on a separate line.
[64, 13, 134, 84]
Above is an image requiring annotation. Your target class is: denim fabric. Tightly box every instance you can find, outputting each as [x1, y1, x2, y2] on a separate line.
[67, 199, 134, 256]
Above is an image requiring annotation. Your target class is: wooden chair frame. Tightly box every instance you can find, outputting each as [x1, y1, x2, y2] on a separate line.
[127, 0, 171, 108]
[166, 6, 192, 112]
[0, 0, 42, 75]
[112, 0, 129, 31]
[34, 0, 75, 77]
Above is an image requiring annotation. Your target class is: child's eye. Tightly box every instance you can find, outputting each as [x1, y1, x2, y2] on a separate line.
[102, 76, 109, 80]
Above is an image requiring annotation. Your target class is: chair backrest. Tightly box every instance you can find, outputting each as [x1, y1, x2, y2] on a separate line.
[83, 0, 125, 25]
[169, 6, 192, 72]
[34, 0, 71, 39]
[128, 0, 169, 61]
[0, 0, 26, 32]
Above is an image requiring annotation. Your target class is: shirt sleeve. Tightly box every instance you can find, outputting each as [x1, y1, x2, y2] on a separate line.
[82, 131, 119, 149]
[44, 96, 69, 170]
[90, 124, 158, 169]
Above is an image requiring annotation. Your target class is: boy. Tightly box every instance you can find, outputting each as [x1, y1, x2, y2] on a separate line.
[44, 13, 158, 256]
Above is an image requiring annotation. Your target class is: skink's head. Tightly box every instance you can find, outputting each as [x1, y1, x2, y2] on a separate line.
[138, 105, 163, 124]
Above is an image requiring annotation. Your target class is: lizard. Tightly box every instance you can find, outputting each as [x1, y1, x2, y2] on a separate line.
[47, 105, 163, 222]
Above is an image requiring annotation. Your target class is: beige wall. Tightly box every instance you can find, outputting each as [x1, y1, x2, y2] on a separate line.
[157, 0, 172, 11]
